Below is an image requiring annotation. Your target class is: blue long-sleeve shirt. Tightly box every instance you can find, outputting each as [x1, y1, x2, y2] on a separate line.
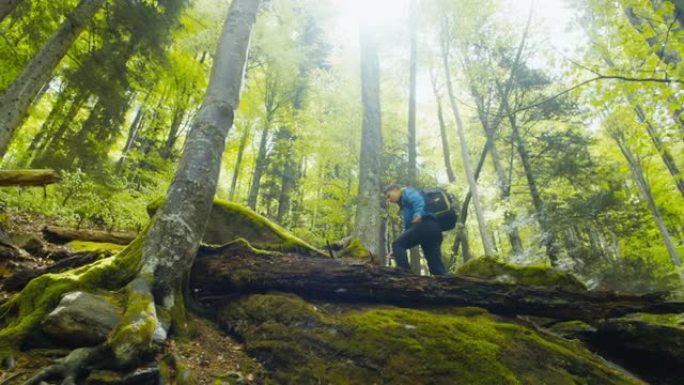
[399, 187, 434, 230]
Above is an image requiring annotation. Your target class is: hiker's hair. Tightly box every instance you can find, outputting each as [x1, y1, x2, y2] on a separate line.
[383, 183, 402, 193]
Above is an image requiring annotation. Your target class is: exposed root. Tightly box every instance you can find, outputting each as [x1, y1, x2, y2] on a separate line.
[21, 345, 107, 385]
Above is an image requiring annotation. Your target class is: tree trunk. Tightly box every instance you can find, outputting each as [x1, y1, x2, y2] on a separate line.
[407, 0, 421, 273]
[506, 105, 560, 265]
[0, 0, 105, 158]
[31, 94, 86, 167]
[192, 242, 684, 322]
[247, 125, 271, 209]
[634, 105, 684, 198]
[440, 17, 495, 257]
[429, 71, 472, 263]
[229, 125, 251, 201]
[355, 21, 385, 262]
[160, 107, 185, 160]
[116, 100, 147, 174]
[139, 0, 260, 344]
[0, 0, 20, 23]
[611, 131, 684, 286]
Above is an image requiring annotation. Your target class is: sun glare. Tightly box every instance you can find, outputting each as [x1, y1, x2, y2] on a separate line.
[332, 0, 409, 42]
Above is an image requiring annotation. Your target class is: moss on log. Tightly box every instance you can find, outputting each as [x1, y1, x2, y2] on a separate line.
[457, 256, 587, 291]
[218, 293, 644, 385]
[148, 198, 326, 257]
[191, 242, 684, 322]
[0, 169, 61, 186]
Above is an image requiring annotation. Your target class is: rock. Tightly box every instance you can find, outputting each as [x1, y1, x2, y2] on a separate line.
[147, 198, 326, 257]
[456, 256, 587, 291]
[218, 293, 644, 385]
[15, 234, 48, 258]
[41, 291, 122, 347]
[121, 366, 161, 385]
[85, 370, 124, 385]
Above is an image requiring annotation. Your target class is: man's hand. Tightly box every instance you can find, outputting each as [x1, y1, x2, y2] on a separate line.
[411, 215, 422, 224]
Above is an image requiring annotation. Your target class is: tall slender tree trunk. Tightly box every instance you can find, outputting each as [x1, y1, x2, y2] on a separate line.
[247, 124, 271, 209]
[470, 89, 524, 256]
[0, 0, 21, 23]
[116, 103, 147, 174]
[160, 107, 185, 160]
[140, 0, 260, 338]
[355, 21, 384, 262]
[504, 102, 560, 265]
[229, 125, 251, 201]
[634, 105, 684, 198]
[440, 18, 495, 257]
[21, 91, 70, 165]
[0, 0, 106, 158]
[31, 94, 86, 167]
[407, 0, 421, 273]
[611, 132, 684, 286]
[430, 71, 471, 262]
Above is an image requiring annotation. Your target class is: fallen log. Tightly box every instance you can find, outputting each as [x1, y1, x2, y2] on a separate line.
[0, 169, 61, 186]
[1, 250, 107, 291]
[42, 226, 136, 245]
[191, 241, 684, 322]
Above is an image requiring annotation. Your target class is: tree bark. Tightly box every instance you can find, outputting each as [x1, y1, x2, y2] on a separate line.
[229, 125, 251, 201]
[0, 169, 61, 186]
[191, 242, 684, 322]
[430, 74, 471, 263]
[355, 21, 385, 262]
[116, 99, 147, 174]
[247, 125, 271, 209]
[440, 17, 495, 257]
[611, 131, 684, 286]
[0, 0, 106, 158]
[634, 105, 684, 198]
[141, 0, 260, 320]
[504, 102, 560, 265]
[0, 0, 20, 23]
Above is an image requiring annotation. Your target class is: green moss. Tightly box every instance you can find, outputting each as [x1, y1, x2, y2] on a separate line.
[66, 240, 126, 253]
[336, 239, 369, 259]
[148, 197, 326, 258]
[219, 294, 641, 385]
[0, 225, 148, 357]
[457, 257, 587, 291]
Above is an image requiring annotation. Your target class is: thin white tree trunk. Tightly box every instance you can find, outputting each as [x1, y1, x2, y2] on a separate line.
[355, 20, 384, 262]
[613, 133, 684, 286]
[0, 0, 105, 158]
[440, 18, 495, 257]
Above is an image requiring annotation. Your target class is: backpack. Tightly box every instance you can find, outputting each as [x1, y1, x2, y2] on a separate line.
[422, 188, 458, 231]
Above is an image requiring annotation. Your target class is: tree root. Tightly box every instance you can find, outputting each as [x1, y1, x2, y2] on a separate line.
[21, 345, 107, 385]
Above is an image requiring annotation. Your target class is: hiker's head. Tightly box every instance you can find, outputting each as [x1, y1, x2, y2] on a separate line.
[383, 183, 402, 203]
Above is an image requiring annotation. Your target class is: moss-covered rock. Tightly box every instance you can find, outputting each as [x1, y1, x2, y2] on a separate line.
[457, 257, 587, 291]
[148, 198, 325, 257]
[218, 293, 642, 385]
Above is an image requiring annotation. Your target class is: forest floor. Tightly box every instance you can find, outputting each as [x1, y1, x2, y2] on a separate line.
[0, 214, 265, 385]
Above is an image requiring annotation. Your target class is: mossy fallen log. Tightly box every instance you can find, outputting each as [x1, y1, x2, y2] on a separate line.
[191, 241, 684, 322]
[0, 169, 61, 186]
[42, 226, 136, 245]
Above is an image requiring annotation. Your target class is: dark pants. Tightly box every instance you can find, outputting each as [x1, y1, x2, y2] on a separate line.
[392, 219, 446, 276]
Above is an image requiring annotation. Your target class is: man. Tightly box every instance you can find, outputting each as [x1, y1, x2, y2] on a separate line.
[384, 184, 446, 276]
